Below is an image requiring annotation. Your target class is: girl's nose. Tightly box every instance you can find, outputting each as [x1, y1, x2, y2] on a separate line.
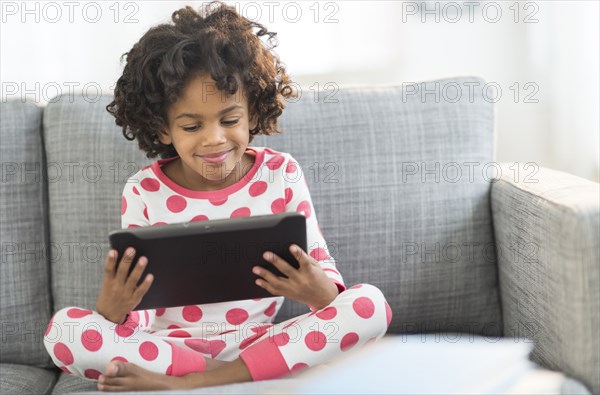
[201, 127, 227, 146]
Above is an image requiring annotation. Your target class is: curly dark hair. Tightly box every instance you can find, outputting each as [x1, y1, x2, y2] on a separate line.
[106, 1, 296, 159]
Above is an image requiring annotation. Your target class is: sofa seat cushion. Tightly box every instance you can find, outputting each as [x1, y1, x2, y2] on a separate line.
[0, 363, 57, 395]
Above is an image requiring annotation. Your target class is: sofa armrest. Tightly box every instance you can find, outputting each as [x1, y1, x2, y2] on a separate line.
[490, 164, 599, 394]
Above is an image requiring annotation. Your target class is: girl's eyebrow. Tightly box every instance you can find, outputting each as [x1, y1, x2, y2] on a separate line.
[174, 104, 243, 121]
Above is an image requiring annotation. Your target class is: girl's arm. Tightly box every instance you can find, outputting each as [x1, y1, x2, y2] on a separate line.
[96, 180, 156, 327]
[251, 155, 346, 310]
[283, 157, 346, 308]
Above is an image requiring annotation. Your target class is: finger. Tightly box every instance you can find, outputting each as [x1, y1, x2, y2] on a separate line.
[103, 249, 118, 278]
[115, 247, 135, 282]
[254, 276, 283, 296]
[253, 263, 286, 285]
[132, 273, 154, 301]
[262, 251, 296, 278]
[289, 244, 312, 269]
[125, 256, 147, 290]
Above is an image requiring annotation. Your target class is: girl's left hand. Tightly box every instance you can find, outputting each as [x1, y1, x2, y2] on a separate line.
[253, 244, 339, 310]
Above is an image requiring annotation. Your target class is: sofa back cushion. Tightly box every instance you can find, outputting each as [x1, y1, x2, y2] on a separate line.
[0, 101, 53, 366]
[45, 76, 502, 336]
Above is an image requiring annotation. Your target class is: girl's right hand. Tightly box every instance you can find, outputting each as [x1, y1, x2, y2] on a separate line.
[95, 247, 153, 325]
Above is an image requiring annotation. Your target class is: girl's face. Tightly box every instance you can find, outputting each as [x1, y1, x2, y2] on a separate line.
[159, 73, 257, 190]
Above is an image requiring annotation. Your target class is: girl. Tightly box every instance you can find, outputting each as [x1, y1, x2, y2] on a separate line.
[44, 2, 391, 391]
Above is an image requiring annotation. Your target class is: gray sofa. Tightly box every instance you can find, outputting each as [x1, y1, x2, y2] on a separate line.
[1, 76, 598, 394]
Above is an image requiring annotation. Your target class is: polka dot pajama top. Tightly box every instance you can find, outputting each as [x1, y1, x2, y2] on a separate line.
[44, 146, 392, 382]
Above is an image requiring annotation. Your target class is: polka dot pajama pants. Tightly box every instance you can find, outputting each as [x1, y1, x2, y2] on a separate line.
[43, 283, 392, 382]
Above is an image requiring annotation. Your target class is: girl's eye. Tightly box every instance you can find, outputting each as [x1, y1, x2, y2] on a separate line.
[222, 119, 239, 126]
[182, 126, 199, 132]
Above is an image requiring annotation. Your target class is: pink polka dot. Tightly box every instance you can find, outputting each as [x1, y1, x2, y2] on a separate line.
[84, 369, 102, 380]
[266, 155, 285, 170]
[249, 181, 268, 197]
[167, 324, 180, 329]
[144, 310, 149, 325]
[182, 306, 202, 322]
[168, 330, 192, 338]
[226, 308, 249, 325]
[143, 205, 149, 220]
[231, 207, 251, 218]
[340, 332, 359, 351]
[284, 188, 293, 204]
[156, 308, 166, 317]
[141, 178, 160, 192]
[184, 339, 211, 354]
[297, 200, 312, 218]
[210, 340, 227, 358]
[59, 366, 71, 374]
[129, 311, 140, 325]
[209, 196, 228, 206]
[250, 324, 273, 336]
[385, 301, 393, 327]
[165, 365, 173, 375]
[139, 341, 159, 361]
[111, 356, 128, 363]
[152, 222, 167, 226]
[273, 332, 290, 347]
[310, 247, 331, 262]
[353, 297, 375, 319]
[81, 329, 103, 352]
[128, 224, 140, 228]
[191, 215, 208, 222]
[115, 322, 135, 338]
[132, 186, 140, 195]
[66, 308, 93, 319]
[315, 306, 337, 320]
[304, 331, 327, 351]
[166, 195, 187, 213]
[291, 362, 309, 374]
[45, 318, 53, 336]
[239, 332, 263, 350]
[54, 343, 74, 365]
[121, 196, 127, 215]
[271, 198, 286, 214]
[286, 161, 297, 173]
[264, 301, 277, 317]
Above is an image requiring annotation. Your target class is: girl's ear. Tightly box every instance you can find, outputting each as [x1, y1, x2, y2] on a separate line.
[157, 129, 172, 145]
[249, 115, 258, 131]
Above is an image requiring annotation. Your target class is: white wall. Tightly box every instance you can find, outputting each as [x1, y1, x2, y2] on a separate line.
[1, 0, 598, 181]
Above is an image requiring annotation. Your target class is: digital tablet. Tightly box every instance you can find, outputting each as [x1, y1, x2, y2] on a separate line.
[108, 212, 306, 310]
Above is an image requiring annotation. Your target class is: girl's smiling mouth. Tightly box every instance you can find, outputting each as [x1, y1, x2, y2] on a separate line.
[195, 149, 233, 164]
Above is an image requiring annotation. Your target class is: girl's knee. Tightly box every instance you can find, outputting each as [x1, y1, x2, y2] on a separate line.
[339, 284, 392, 330]
[344, 283, 387, 304]
[43, 307, 105, 350]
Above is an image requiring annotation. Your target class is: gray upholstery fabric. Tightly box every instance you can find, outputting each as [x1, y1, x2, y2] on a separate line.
[491, 165, 599, 394]
[253, 76, 502, 333]
[0, 363, 57, 395]
[43, 98, 154, 312]
[50, 373, 97, 395]
[0, 101, 53, 367]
